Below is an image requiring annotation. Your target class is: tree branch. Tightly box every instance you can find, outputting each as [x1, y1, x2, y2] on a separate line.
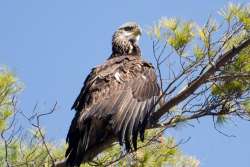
[151, 38, 250, 122]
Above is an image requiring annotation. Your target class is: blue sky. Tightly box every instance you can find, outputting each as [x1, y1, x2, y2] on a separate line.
[1, 0, 250, 166]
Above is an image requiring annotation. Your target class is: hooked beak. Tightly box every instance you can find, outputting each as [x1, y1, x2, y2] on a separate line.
[130, 27, 141, 44]
[133, 27, 142, 36]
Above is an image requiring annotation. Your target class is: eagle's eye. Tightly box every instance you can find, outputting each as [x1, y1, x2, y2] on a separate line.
[124, 26, 134, 31]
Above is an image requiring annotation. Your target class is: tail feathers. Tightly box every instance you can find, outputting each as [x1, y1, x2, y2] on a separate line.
[66, 124, 91, 167]
[65, 119, 109, 167]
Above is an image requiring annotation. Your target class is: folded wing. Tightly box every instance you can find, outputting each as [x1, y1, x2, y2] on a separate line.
[66, 55, 160, 165]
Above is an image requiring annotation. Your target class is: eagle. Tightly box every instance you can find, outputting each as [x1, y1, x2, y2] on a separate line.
[65, 22, 161, 167]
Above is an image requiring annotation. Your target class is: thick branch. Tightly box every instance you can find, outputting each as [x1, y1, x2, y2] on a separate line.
[152, 38, 250, 122]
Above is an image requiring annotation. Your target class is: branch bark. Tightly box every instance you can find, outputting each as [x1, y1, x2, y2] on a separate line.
[151, 38, 250, 122]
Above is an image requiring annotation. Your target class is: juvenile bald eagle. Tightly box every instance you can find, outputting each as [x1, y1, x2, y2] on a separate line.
[65, 22, 160, 166]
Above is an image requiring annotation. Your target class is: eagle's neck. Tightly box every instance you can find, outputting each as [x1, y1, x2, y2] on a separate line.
[110, 33, 141, 58]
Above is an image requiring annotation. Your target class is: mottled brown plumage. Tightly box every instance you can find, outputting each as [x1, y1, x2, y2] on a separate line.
[65, 22, 160, 167]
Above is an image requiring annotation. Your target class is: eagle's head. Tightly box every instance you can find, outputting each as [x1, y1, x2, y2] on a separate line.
[111, 22, 142, 56]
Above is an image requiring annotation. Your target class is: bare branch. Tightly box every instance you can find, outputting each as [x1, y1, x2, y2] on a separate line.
[152, 38, 250, 122]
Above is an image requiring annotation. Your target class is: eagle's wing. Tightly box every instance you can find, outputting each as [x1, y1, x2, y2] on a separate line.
[66, 55, 160, 165]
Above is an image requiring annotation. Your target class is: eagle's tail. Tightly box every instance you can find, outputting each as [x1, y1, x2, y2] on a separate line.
[65, 117, 113, 167]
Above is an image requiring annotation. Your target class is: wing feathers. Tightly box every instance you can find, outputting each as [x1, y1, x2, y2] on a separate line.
[66, 56, 160, 165]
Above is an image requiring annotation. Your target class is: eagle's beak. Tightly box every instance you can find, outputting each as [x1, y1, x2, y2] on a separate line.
[128, 27, 142, 44]
[133, 27, 142, 36]
[133, 29, 141, 44]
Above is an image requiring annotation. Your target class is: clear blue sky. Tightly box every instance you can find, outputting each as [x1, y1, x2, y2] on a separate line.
[1, 0, 250, 166]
